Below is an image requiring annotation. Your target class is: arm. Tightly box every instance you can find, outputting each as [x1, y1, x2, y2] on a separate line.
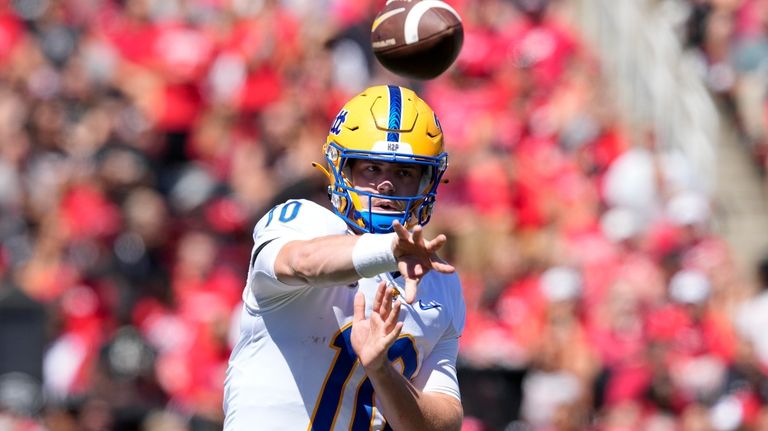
[366, 364, 463, 431]
[351, 283, 463, 431]
[273, 234, 364, 287]
[274, 221, 454, 300]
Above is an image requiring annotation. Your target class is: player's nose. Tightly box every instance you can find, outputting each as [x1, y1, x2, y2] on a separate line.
[377, 179, 395, 195]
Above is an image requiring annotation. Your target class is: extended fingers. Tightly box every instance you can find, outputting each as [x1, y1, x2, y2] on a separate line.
[429, 251, 456, 272]
[371, 281, 386, 312]
[380, 286, 393, 316]
[393, 224, 454, 275]
[383, 321, 404, 346]
[353, 291, 366, 323]
[392, 220, 410, 241]
[426, 234, 447, 252]
[412, 263, 425, 277]
[425, 235, 454, 273]
[404, 277, 418, 304]
[412, 225, 424, 246]
[430, 258, 456, 273]
[393, 222, 449, 252]
[384, 299, 401, 330]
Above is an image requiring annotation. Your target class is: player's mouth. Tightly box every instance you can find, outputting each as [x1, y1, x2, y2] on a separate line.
[373, 200, 404, 212]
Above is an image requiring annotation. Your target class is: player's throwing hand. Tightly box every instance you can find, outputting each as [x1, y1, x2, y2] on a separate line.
[392, 220, 455, 304]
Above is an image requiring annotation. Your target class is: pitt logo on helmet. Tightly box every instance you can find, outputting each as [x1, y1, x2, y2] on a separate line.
[329, 110, 348, 136]
[314, 85, 448, 234]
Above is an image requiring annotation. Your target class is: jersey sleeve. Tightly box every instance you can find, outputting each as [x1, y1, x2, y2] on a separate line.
[412, 272, 466, 400]
[411, 335, 461, 400]
[245, 199, 348, 307]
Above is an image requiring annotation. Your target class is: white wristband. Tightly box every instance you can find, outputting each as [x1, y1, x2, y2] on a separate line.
[352, 233, 398, 278]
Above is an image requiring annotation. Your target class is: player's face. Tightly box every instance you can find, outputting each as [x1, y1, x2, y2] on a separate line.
[349, 160, 424, 211]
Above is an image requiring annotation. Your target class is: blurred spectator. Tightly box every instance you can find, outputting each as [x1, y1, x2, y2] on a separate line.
[684, 0, 768, 178]
[735, 254, 768, 369]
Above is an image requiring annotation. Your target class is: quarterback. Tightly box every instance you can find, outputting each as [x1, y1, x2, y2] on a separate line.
[223, 85, 466, 430]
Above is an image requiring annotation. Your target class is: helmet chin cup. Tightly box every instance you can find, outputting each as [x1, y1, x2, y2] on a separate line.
[358, 210, 404, 234]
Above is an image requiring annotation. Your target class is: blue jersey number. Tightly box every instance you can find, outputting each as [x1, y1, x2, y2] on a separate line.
[266, 201, 302, 226]
[309, 324, 418, 431]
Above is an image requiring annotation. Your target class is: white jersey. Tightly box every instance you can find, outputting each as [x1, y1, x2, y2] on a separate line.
[223, 199, 465, 431]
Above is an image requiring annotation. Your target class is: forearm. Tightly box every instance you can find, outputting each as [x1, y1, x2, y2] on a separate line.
[365, 363, 463, 431]
[275, 235, 359, 286]
[274, 234, 397, 287]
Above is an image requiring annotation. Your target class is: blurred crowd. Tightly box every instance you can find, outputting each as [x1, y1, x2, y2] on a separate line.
[684, 0, 768, 175]
[0, 0, 767, 430]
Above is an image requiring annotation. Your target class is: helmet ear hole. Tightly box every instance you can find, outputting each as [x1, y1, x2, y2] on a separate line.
[336, 193, 351, 214]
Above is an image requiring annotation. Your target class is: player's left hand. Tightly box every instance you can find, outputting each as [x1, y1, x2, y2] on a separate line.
[351, 281, 403, 371]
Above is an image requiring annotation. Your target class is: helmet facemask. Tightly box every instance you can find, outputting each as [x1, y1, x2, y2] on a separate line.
[325, 142, 448, 234]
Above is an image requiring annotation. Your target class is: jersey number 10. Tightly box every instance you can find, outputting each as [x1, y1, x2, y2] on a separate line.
[309, 324, 417, 431]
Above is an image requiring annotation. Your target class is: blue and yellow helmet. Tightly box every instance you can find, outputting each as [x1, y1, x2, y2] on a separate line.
[316, 85, 448, 234]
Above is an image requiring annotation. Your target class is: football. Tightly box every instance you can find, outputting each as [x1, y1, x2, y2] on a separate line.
[371, 0, 464, 80]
